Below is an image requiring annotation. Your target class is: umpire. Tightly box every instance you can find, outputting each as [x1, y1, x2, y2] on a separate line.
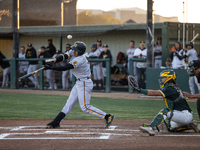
[184, 60, 200, 119]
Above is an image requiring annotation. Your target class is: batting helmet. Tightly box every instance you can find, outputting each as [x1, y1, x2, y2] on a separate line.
[91, 43, 97, 49]
[159, 70, 177, 88]
[186, 41, 193, 48]
[71, 41, 86, 56]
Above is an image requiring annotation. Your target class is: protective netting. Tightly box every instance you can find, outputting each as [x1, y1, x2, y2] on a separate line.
[0, 0, 180, 27]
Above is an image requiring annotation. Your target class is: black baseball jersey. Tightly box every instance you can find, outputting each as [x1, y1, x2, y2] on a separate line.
[25, 47, 38, 64]
[158, 84, 192, 112]
[46, 44, 56, 57]
[99, 50, 112, 67]
[0, 52, 10, 69]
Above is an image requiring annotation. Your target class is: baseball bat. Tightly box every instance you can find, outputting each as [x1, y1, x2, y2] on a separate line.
[18, 66, 45, 81]
[191, 33, 199, 43]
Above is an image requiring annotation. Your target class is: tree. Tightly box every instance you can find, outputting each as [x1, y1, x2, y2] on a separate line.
[78, 11, 122, 25]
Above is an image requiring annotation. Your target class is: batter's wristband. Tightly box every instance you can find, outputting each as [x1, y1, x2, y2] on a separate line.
[140, 88, 148, 95]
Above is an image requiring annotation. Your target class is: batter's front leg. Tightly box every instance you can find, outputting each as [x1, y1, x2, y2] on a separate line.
[46, 85, 79, 128]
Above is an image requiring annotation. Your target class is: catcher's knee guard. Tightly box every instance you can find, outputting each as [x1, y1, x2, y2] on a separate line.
[150, 108, 169, 130]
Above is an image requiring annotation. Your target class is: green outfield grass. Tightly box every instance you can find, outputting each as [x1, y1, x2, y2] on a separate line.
[0, 93, 199, 120]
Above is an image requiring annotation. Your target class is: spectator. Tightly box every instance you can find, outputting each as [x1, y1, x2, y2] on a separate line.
[89, 43, 102, 90]
[126, 40, 137, 76]
[170, 42, 185, 69]
[0, 51, 10, 87]
[165, 58, 172, 69]
[154, 37, 162, 68]
[99, 44, 112, 85]
[46, 39, 56, 57]
[38, 46, 54, 89]
[25, 43, 38, 88]
[96, 39, 104, 53]
[185, 42, 199, 94]
[18, 46, 29, 87]
[133, 41, 147, 89]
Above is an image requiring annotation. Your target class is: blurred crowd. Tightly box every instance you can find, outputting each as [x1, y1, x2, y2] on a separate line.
[0, 37, 199, 94]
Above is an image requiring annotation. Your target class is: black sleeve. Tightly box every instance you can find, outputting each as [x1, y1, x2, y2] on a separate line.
[170, 52, 173, 60]
[108, 50, 112, 60]
[99, 53, 103, 59]
[55, 53, 69, 63]
[25, 49, 28, 58]
[175, 52, 184, 60]
[52, 63, 74, 71]
[0, 54, 5, 62]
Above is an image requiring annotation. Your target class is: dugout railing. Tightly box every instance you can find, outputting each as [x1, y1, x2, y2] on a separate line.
[2, 58, 111, 93]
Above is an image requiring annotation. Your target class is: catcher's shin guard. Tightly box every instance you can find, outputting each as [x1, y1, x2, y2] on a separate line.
[150, 108, 169, 130]
[105, 114, 115, 128]
[46, 112, 65, 128]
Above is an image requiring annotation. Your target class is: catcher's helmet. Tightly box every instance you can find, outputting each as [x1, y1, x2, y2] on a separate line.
[91, 43, 97, 49]
[71, 41, 86, 56]
[186, 41, 193, 48]
[187, 60, 200, 76]
[159, 70, 177, 88]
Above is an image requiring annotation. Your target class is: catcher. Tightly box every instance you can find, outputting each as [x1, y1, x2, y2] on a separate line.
[128, 69, 200, 136]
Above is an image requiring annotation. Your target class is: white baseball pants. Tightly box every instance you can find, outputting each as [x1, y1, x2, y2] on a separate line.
[189, 76, 200, 94]
[61, 79, 106, 118]
[45, 70, 54, 88]
[2, 67, 10, 85]
[165, 110, 193, 129]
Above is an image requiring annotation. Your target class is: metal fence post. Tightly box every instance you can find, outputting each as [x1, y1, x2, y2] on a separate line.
[128, 59, 133, 93]
[105, 58, 111, 93]
[10, 59, 17, 89]
[39, 61, 44, 90]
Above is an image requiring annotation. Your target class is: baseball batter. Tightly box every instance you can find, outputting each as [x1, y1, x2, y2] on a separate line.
[184, 42, 199, 94]
[130, 70, 199, 135]
[89, 44, 102, 90]
[44, 41, 114, 128]
[184, 60, 200, 119]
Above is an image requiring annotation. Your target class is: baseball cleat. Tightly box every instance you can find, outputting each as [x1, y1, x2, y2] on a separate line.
[45, 121, 60, 129]
[190, 120, 200, 132]
[105, 114, 115, 128]
[139, 126, 155, 136]
[45, 112, 65, 129]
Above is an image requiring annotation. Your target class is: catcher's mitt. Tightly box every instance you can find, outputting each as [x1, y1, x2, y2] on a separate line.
[127, 75, 140, 92]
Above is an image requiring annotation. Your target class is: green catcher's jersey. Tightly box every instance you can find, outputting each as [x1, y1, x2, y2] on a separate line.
[158, 84, 192, 112]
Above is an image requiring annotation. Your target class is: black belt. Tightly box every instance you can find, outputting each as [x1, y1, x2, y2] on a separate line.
[155, 58, 162, 60]
[77, 77, 90, 81]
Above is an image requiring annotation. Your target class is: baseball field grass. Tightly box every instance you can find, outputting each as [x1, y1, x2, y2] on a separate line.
[0, 93, 199, 120]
